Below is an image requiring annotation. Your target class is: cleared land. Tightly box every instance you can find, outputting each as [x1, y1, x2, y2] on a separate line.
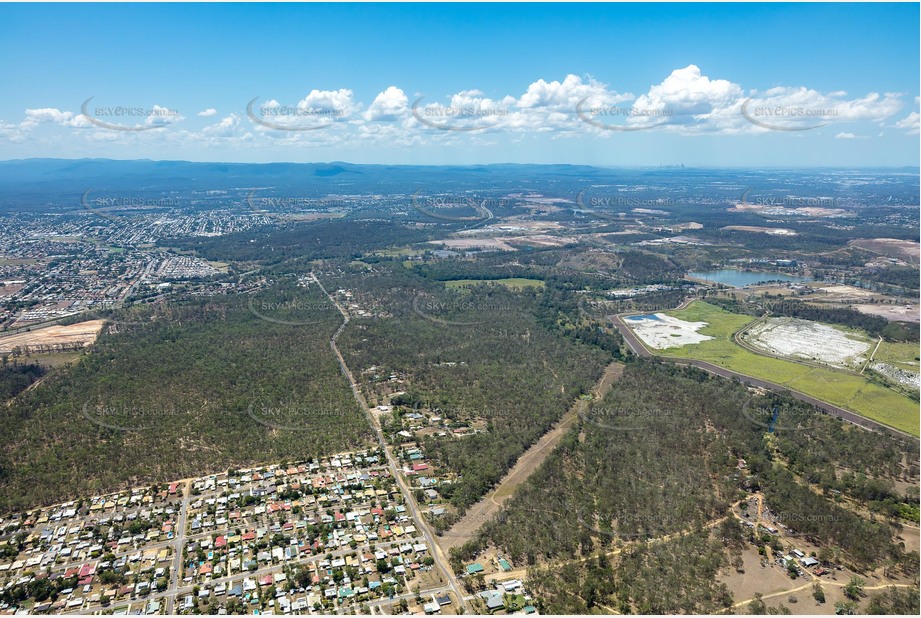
[625, 301, 918, 436]
[854, 303, 920, 323]
[722, 225, 797, 236]
[743, 318, 871, 370]
[438, 362, 625, 553]
[444, 278, 545, 290]
[626, 313, 713, 349]
[430, 238, 515, 251]
[850, 238, 920, 263]
[0, 320, 105, 353]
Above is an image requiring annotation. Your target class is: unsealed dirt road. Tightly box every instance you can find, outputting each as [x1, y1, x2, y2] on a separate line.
[437, 361, 625, 553]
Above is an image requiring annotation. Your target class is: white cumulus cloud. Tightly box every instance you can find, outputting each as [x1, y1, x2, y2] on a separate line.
[364, 86, 409, 121]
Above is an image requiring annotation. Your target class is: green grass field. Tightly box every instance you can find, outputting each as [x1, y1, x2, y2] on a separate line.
[874, 341, 921, 370]
[373, 246, 428, 257]
[445, 278, 545, 290]
[644, 301, 919, 436]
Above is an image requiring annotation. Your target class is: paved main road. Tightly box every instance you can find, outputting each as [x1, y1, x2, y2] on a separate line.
[314, 274, 470, 613]
[164, 481, 190, 614]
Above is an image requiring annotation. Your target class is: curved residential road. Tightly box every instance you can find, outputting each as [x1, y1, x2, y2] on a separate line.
[610, 311, 916, 441]
[312, 274, 469, 613]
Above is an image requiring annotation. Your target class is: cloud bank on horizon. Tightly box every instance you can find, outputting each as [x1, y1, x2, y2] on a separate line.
[2, 64, 917, 166]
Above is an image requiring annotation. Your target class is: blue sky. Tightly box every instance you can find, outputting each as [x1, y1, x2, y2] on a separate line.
[0, 2, 918, 166]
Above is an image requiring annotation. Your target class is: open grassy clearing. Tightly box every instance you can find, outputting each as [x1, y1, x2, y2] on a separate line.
[373, 246, 429, 257]
[874, 341, 921, 369]
[652, 301, 919, 436]
[444, 277, 545, 290]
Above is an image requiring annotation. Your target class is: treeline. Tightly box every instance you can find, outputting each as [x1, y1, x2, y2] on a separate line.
[469, 360, 754, 566]
[868, 265, 920, 292]
[865, 586, 921, 614]
[0, 282, 370, 513]
[618, 250, 684, 283]
[535, 285, 625, 358]
[411, 246, 686, 290]
[694, 227, 851, 252]
[462, 358, 917, 607]
[770, 405, 919, 521]
[161, 219, 436, 265]
[525, 531, 735, 614]
[0, 360, 46, 402]
[331, 266, 611, 516]
[709, 296, 919, 342]
[760, 466, 910, 569]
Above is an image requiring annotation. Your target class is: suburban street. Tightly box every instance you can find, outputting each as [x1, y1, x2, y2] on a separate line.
[164, 481, 190, 614]
[314, 273, 470, 613]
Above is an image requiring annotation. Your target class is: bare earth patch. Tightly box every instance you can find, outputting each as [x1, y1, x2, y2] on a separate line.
[745, 318, 870, 369]
[854, 303, 920, 323]
[871, 362, 921, 391]
[720, 547, 798, 609]
[430, 238, 516, 251]
[815, 285, 876, 300]
[0, 320, 105, 353]
[626, 314, 714, 349]
[850, 238, 920, 263]
[723, 225, 797, 236]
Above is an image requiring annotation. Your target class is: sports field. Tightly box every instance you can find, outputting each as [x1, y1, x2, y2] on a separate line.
[642, 301, 919, 436]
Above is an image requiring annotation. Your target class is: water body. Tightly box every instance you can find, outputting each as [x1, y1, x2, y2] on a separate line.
[687, 269, 812, 287]
[625, 314, 661, 322]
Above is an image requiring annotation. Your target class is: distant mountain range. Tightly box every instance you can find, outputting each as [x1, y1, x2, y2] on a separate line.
[0, 158, 916, 213]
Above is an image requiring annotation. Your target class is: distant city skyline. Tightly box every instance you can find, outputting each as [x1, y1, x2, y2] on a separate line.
[0, 2, 918, 166]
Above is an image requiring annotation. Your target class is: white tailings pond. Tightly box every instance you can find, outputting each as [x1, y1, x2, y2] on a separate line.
[626, 313, 713, 350]
[744, 317, 870, 369]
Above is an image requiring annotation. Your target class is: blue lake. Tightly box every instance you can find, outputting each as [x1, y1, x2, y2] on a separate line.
[687, 269, 812, 288]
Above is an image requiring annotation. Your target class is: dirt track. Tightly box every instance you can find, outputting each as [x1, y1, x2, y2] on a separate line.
[437, 361, 625, 553]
